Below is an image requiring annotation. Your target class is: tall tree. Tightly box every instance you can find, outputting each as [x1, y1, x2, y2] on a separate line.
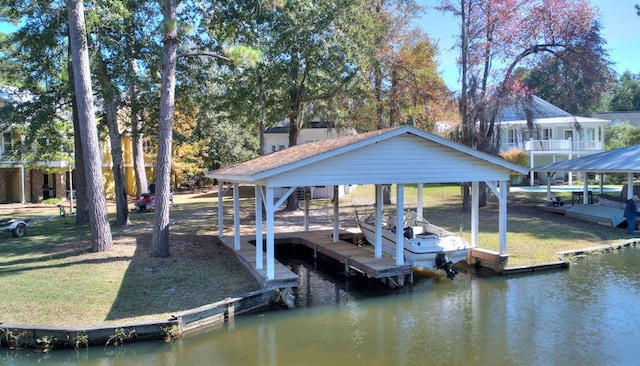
[440, 0, 605, 153]
[519, 23, 614, 116]
[203, 0, 377, 210]
[440, 0, 609, 210]
[93, 38, 131, 226]
[609, 71, 640, 112]
[129, 59, 149, 198]
[67, 0, 113, 251]
[150, 0, 178, 257]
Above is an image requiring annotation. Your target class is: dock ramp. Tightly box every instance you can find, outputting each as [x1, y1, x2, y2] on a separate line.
[565, 205, 626, 228]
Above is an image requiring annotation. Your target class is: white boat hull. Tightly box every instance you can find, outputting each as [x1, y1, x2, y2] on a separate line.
[357, 211, 470, 273]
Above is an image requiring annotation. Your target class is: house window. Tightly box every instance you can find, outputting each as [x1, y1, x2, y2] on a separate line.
[142, 138, 156, 154]
[278, 144, 285, 151]
[523, 130, 539, 141]
[585, 128, 596, 141]
[36, 137, 48, 147]
[507, 129, 515, 144]
[564, 130, 573, 140]
[271, 145, 277, 153]
[542, 128, 552, 140]
[2, 132, 13, 152]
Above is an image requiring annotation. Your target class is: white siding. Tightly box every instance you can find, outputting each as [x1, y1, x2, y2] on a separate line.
[266, 134, 509, 187]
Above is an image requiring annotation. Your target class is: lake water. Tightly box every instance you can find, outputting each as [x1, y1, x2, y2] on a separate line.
[4, 247, 640, 365]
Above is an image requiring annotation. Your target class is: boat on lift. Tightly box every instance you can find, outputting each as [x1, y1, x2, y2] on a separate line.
[357, 210, 470, 279]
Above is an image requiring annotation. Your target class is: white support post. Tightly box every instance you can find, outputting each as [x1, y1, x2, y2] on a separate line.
[266, 187, 275, 280]
[529, 138, 535, 186]
[599, 173, 604, 194]
[20, 164, 26, 203]
[233, 182, 240, 250]
[255, 185, 264, 270]
[218, 181, 224, 237]
[333, 185, 339, 242]
[68, 163, 74, 214]
[498, 180, 508, 255]
[417, 183, 424, 217]
[582, 177, 589, 204]
[568, 150, 573, 185]
[395, 184, 405, 265]
[628, 173, 634, 200]
[375, 184, 383, 258]
[471, 181, 479, 248]
[486, 181, 508, 255]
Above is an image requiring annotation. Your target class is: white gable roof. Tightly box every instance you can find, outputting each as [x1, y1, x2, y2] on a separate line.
[207, 125, 528, 187]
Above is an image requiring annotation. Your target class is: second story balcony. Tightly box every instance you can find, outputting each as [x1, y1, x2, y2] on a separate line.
[501, 139, 604, 154]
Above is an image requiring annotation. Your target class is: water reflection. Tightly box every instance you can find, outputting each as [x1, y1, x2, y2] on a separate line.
[6, 248, 640, 365]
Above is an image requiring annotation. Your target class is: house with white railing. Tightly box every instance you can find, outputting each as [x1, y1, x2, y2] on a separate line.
[497, 95, 610, 185]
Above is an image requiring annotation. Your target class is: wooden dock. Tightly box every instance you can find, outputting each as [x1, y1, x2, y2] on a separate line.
[220, 229, 413, 289]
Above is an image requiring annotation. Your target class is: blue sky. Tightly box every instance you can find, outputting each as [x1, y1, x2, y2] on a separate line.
[2, 1, 637, 93]
[416, 0, 640, 91]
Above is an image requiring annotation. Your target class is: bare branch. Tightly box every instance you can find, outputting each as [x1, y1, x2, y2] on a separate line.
[177, 52, 231, 62]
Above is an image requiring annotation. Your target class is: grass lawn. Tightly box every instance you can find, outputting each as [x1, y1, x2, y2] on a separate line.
[342, 184, 630, 266]
[0, 184, 632, 327]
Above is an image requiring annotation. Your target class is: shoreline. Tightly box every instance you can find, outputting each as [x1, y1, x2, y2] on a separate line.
[3, 237, 639, 351]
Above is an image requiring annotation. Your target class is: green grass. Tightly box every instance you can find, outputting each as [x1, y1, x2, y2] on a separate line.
[340, 184, 630, 266]
[0, 184, 632, 327]
[0, 192, 260, 327]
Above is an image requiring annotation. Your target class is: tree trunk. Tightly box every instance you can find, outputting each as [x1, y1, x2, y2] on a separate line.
[67, 48, 89, 226]
[461, 182, 470, 213]
[67, 0, 112, 251]
[95, 49, 130, 226]
[105, 99, 130, 226]
[382, 184, 392, 205]
[70, 77, 89, 226]
[285, 112, 300, 210]
[479, 181, 487, 207]
[285, 86, 302, 211]
[258, 73, 266, 155]
[389, 67, 398, 127]
[151, 0, 178, 257]
[374, 70, 385, 130]
[129, 45, 147, 199]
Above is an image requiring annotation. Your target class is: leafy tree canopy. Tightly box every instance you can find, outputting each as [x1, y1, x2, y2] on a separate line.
[608, 71, 640, 112]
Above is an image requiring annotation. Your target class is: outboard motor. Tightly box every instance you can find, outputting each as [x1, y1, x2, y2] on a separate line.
[435, 252, 459, 280]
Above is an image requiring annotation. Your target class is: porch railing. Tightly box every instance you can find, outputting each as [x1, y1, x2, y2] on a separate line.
[501, 139, 603, 152]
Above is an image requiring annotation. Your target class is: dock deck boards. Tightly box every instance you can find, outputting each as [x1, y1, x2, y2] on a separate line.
[220, 229, 412, 289]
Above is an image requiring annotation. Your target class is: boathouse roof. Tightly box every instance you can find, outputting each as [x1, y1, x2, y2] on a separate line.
[534, 144, 640, 174]
[207, 125, 528, 186]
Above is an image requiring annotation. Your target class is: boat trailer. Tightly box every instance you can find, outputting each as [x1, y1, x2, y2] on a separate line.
[0, 218, 30, 238]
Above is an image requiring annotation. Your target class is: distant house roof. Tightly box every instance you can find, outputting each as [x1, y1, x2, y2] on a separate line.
[533, 144, 640, 174]
[494, 95, 610, 126]
[265, 120, 337, 134]
[496, 95, 572, 122]
[593, 111, 640, 126]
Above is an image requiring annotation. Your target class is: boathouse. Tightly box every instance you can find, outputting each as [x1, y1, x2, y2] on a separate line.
[533, 144, 640, 227]
[206, 125, 529, 287]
